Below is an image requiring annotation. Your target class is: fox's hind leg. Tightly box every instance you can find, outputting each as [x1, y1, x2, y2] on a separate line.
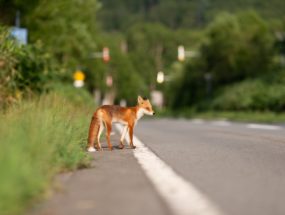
[105, 122, 113, 150]
[118, 125, 128, 149]
[95, 122, 104, 150]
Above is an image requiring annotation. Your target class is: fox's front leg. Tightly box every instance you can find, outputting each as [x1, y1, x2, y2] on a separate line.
[128, 125, 136, 149]
[118, 125, 128, 149]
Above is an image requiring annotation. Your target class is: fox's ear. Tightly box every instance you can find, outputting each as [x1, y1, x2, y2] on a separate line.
[138, 95, 143, 104]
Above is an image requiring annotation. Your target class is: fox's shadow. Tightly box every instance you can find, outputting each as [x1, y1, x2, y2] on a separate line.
[98, 145, 134, 151]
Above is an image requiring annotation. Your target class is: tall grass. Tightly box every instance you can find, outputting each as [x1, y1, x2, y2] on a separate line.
[0, 93, 93, 215]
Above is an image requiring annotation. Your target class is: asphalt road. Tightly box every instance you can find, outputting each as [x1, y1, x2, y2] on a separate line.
[136, 119, 285, 215]
[32, 118, 285, 215]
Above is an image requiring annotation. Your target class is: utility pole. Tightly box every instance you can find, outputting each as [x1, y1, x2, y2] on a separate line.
[15, 10, 20, 27]
[196, 0, 208, 26]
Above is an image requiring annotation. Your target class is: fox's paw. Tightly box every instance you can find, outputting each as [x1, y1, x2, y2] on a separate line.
[118, 144, 124, 149]
[87, 147, 96, 152]
[130, 145, 136, 149]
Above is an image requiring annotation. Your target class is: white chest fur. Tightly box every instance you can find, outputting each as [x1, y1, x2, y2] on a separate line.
[136, 108, 145, 121]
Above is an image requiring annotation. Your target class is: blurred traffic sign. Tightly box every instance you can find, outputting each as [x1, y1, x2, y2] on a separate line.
[73, 70, 85, 88]
[178, 45, 198, 62]
[89, 47, 111, 63]
[151, 90, 163, 108]
[106, 75, 113, 87]
[73, 70, 85, 81]
[178, 45, 185, 61]
[157, 71, 164, 84]
[10, 27, 28, 45]
[103, 47, 110, 62]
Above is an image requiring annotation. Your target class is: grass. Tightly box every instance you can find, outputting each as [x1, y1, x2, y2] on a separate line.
[0, 93, 94, 215]
[157, 108, 285, 123]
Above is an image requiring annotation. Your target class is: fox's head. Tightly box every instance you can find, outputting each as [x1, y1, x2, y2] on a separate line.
[137, 95, 155, 116]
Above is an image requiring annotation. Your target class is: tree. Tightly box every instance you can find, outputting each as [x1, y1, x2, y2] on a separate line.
[169, 11, 275, 108]
[201, 11, 274, 84]
[26, 0, 100, 75]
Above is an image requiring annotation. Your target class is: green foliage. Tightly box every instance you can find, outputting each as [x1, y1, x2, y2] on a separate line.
[202, 11, 274, 84]
[15, 41, 54, 92]
[0, 27, 53, 108]
[126, 23, 200, 91]
[81, 32, 147, 104]
[212, 79, 285, 112]
[0, 94, 91, 215]
[163, 109, 285, 123]
[97, 0, 285, 30]
[51, 82, 96, 108]
[0, 27, 20, 105]
[110, 46, 146, 103]
[0, 0, 40, 25]
[1, 0, 285, 113]
[169, 61, 206, 108]
[26, 0, 99, 74]
[169, 11, 276, 109]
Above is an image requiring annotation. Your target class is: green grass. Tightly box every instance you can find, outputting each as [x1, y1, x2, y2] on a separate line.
[157, 108, 285, 123]
[0, 93, 94, 215]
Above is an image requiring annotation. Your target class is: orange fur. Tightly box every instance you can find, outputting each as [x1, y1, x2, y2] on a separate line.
[87, 96, 155, 151]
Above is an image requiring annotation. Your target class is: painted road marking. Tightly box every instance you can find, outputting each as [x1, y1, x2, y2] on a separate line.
[115, 124, 223, 215]
[190, 118, 283, 131]
[247, 124, 282, 130]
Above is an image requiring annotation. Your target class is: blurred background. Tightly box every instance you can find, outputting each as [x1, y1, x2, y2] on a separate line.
[1, 0, 285, 214]
[1, 0, 285, 114]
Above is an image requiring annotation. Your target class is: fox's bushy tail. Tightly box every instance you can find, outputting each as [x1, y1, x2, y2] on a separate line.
[88, 112, 100, 148]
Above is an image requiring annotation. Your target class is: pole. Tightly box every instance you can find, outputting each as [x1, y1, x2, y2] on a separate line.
[15, 10, 20, 27]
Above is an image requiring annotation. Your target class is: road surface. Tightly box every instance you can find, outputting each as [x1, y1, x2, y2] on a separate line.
[32, 118, 285, 215]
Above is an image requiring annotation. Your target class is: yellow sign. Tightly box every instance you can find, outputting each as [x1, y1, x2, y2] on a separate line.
[73, 70, 85, 81]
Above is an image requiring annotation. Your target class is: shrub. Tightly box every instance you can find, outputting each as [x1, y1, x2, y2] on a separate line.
[51, 82, 96, 108]
[0, 94, 92, 215]
[0, 26, 54, 109]
[170, 11, 276, 109]
[212, 80, 285, 111]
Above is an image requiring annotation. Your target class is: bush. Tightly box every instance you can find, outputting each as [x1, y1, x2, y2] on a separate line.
[0, 94, 92, 215]
[212, 80, 285, 111]
[170, 11, 276, 109]
[0, 26, 54, 109]
[201, 11, 274, 84]
[51, 82, 96, 108]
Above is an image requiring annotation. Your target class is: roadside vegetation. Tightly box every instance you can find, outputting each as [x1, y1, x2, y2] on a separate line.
[1, 1, 285, 111]
[0, 23, 94, 215]
[158, 108, 285, 123]
[0, 0, 285, 214]
[0, 93, 93, 215]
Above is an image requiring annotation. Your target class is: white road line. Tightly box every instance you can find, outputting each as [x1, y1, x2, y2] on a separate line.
[247, 124, 282, 130]
[115, 124, 223, 215]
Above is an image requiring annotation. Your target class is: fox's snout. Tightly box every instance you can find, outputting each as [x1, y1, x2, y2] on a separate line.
[143, 109, 155, 116]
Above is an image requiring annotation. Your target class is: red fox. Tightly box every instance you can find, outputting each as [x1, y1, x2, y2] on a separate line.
[87, 96, 155, 152]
